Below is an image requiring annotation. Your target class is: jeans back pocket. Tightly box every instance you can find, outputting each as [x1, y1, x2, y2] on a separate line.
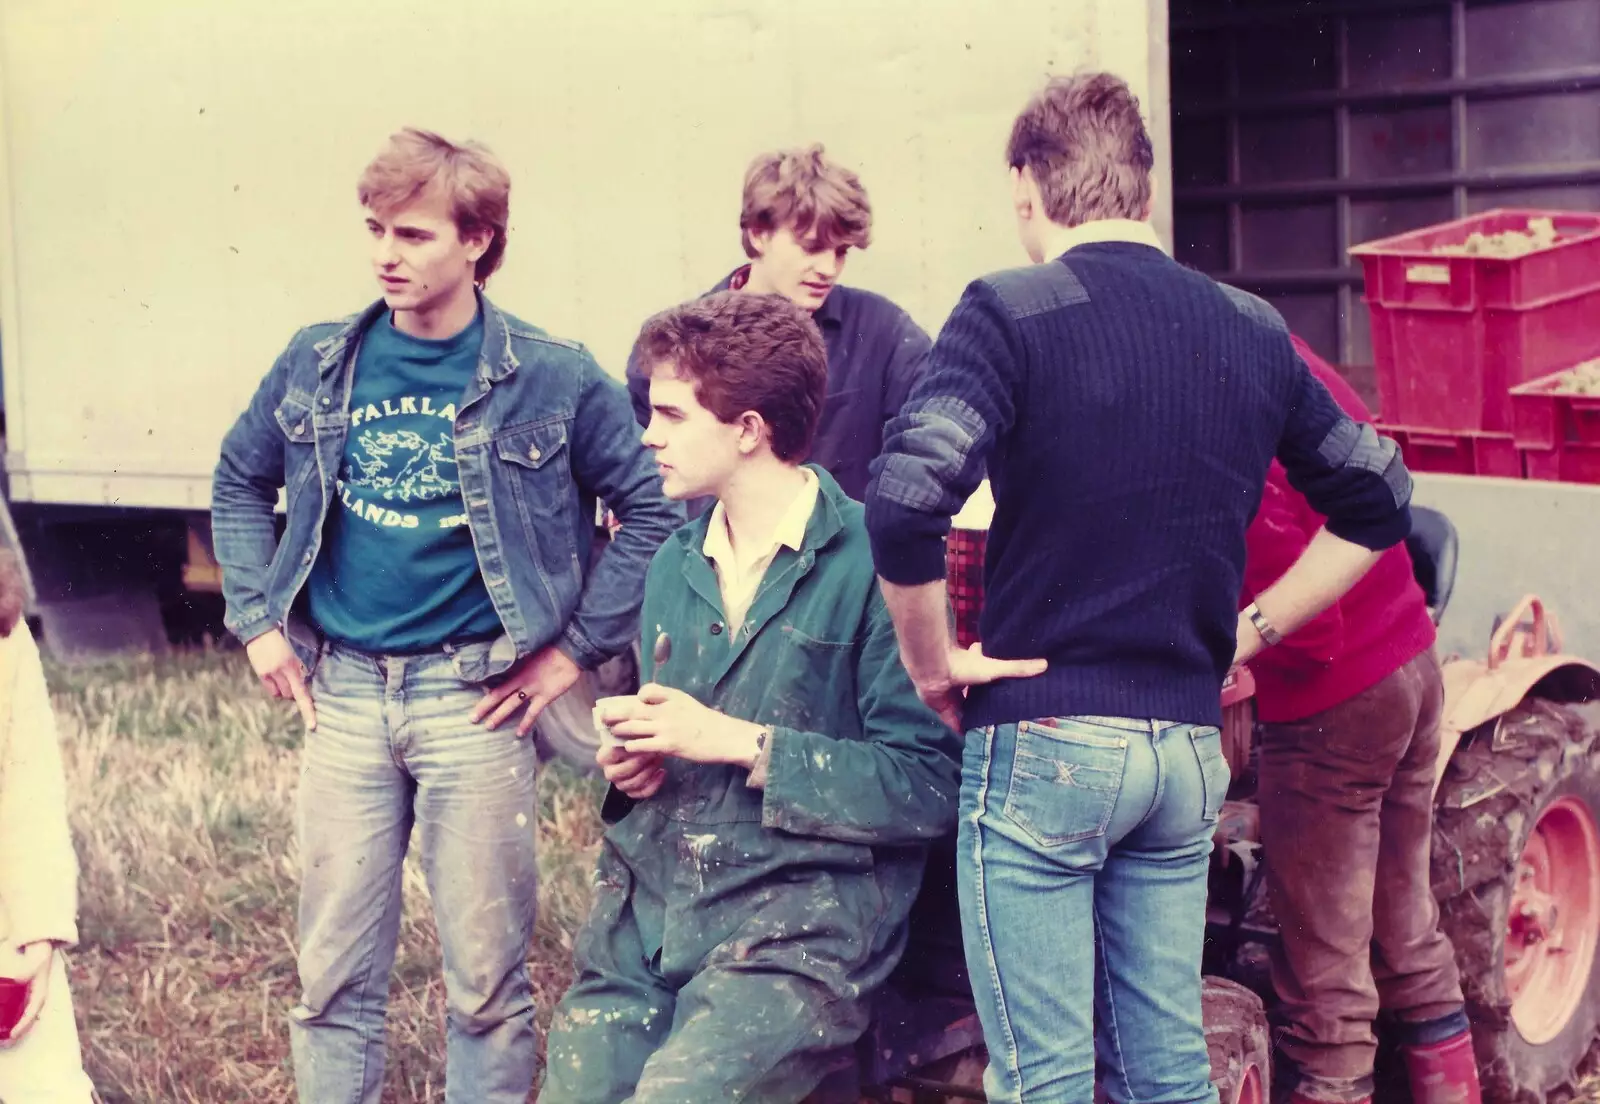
[1189, 725, 1230, 823]
[1001, 719, 1129, 848]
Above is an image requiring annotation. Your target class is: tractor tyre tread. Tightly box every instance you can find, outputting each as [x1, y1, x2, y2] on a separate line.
[1432, 699, 1600, 1104]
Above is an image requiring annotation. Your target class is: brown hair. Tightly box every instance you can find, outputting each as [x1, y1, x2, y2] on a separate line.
[1006, 72, 1154, 227]
[0, 550, 24, 638]
[739, 144, 872, 259]
[357, 128, 511, 285]
[633, 291, 828, 463]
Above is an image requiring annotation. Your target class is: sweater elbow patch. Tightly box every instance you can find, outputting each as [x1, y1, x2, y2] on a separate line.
[877, 397, 986, 511]
[1317, 420, 1412, 507]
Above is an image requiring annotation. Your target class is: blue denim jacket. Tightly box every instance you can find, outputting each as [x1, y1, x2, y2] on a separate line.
[211, 294, 683, 680]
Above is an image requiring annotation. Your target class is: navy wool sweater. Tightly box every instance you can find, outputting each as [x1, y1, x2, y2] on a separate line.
[864, 241, 1413, 730]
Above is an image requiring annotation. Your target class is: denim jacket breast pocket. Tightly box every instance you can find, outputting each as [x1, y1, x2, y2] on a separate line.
[494, 419, 580, 588]
[267, 389, 320, 596]
[273, 389, 318, 496]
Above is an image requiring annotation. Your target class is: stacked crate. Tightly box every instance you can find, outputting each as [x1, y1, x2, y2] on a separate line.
[1349, 209, 1600, 484]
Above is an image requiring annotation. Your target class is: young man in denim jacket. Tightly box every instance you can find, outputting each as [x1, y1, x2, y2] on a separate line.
[540, 291, 960, 1104]
[210, 128, 680, 1104]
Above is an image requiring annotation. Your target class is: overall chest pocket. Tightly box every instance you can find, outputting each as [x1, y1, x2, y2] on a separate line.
[755, 625, 857, 736]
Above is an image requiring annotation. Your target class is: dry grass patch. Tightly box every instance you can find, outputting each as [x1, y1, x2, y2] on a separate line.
[48, 649, 1600, 1104]
[48, 648, 603, 1103]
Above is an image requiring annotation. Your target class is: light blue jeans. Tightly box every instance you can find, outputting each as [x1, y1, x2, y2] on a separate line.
[957, 716, 1228, 1104]
[289, 641, 540, 1104]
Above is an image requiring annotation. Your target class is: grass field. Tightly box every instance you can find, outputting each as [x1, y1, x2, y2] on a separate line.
[48, 646, 604, 1103]
[45, 646, 1600, 1103]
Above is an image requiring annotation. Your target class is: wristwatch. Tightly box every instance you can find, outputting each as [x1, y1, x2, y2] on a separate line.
[1244, 603, 1284, 647]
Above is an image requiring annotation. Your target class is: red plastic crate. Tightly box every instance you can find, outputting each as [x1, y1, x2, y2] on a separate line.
[1520, 441, 1600, 486]
[1351, 209, 1600, 433]
[1353, 209, 1600, 311]
[1380, 423, 1524, 479]
[1507, 361, 1600, 451]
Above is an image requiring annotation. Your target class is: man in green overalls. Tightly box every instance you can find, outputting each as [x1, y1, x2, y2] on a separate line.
[539, 290, 974, 1103]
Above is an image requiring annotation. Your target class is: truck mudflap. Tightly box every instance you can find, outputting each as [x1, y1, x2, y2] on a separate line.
[1436, 595, 1600, 791]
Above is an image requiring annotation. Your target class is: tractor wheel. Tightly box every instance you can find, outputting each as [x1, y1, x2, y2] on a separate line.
[1205, 976, 1271, 1104]
[1431, 699, 1600, 1104]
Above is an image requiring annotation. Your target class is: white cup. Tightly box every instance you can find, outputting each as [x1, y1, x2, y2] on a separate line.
[592, 695, 640, 751]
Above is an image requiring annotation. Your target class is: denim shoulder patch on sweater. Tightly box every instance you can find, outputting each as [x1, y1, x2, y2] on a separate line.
[1219, 283, 1289, 334]
[982, 263, 1090, 320]
[1318, 418, 1412, 506]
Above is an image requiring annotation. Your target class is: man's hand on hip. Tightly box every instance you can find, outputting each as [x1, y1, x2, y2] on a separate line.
[878, 578, 1046, 732]
[472, 645, 583, 737]
[918, 644, 1048, 732]
[246, 628, 316, 731]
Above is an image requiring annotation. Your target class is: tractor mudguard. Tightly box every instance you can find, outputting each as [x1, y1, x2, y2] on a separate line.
[1435, 595, 1600, 791]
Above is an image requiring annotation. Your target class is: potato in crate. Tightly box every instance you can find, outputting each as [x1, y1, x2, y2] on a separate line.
[1509, 357, 1600, 485]
[1350, 209, 1600, 434]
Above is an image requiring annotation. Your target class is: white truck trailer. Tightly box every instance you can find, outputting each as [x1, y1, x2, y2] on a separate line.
[2, 0, 1597, 664]
[0, 0, 1170, 654]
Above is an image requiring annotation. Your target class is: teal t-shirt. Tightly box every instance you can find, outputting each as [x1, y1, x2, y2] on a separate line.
[305, 310, 502, 652]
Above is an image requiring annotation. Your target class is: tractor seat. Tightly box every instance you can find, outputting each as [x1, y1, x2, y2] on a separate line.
[1405, 506, 1458, 626]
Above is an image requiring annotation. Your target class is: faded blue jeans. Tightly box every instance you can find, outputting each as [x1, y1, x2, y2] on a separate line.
[289, 641, 540, 1104]
[957, 716, 1228, 1104]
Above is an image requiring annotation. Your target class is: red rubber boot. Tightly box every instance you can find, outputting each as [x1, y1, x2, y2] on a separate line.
[1401, 1030, 1483, 1104]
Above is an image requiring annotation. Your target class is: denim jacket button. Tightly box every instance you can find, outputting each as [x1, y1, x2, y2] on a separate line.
[293, 423, 305, 435]
[527, 445, 542, 462]
[710, 622, 724, 636]
[320, 396, 331, 407]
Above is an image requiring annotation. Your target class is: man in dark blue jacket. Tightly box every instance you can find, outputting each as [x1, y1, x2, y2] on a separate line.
[627, 143, 929, 502]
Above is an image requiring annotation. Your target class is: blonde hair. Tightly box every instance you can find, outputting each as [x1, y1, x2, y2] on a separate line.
[357, 128, 512, 284]
[739, 144, 871, 258]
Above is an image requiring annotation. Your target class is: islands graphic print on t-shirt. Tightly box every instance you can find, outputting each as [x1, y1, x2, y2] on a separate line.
[336, 397, 470, 531]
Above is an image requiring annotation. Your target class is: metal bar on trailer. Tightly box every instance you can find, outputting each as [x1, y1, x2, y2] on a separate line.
[1210, 268, 1365, 290]
[1450, 0, 1469, 219]
[1175, 0, 1454, 33]
[1177, 64, 1600, 117]
[1335, 12, 1354, 363]
[1176, 161, 1600, 203]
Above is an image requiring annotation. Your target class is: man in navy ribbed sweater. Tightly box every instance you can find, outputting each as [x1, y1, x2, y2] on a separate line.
[864, 73, 1415, 1104]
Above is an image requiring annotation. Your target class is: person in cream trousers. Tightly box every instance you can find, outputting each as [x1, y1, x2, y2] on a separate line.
[0, 550, 94, 1101]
